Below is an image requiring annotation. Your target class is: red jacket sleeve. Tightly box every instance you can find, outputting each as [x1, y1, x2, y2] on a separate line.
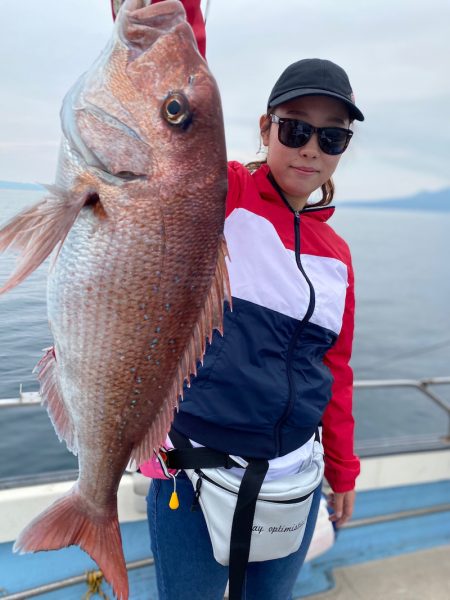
[226, 161, 248, 217]
[111, 0, 206, 59]
[177, 0, 206, 58]
[322, 257, 360, 493]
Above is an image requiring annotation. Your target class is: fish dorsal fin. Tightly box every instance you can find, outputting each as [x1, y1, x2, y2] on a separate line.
[130, 234, 231, 466]
[0, 184, 96, 294]
[35, 347, 78, 455]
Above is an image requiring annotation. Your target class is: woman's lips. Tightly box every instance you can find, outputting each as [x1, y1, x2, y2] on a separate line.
[291, 166, 318, 174]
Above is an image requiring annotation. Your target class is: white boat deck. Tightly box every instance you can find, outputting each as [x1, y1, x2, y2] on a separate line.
[306, 545, 450, 600]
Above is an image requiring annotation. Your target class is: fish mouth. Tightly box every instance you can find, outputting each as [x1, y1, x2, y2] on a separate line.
[128, 0, 186, 25]
[119, 0, 188, 51]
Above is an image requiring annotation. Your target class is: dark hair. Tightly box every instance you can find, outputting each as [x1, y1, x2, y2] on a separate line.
[245, 114, 336, 207]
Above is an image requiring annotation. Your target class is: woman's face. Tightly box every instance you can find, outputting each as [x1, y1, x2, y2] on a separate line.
[260, 95, 351, 211]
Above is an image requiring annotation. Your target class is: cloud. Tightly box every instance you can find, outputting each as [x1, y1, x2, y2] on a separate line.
[205, 0, 450, 198]
[0, 0, 449, 199]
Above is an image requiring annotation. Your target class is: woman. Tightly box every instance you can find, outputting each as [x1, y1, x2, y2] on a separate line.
[112, 1, 364, 598]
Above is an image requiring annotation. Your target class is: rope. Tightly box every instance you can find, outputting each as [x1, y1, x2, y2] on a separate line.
[82, 571, 109, 600]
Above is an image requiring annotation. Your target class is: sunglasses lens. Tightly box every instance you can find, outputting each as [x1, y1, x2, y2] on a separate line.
[278, 120, 312, 148]
[274, 117, 352, 155]
[319, 129, 350, 155]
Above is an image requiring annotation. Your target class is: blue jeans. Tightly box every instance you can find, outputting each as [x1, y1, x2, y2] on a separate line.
[147, 471, 322, 600]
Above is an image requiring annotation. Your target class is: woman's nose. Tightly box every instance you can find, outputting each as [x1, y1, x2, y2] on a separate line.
[299, 133, 320, 157]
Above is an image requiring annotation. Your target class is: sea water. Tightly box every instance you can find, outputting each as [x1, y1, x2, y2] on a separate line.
[0, 190, 449, 477]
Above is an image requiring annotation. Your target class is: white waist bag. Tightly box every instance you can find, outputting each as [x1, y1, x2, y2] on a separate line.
[185, 438, 324, 565]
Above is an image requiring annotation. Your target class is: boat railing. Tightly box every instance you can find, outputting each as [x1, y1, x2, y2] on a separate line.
[0, 384, 41, 408]
[1, 377, 450, 456]
[354, 376, 450, 416]
[353, 376, 450, 455]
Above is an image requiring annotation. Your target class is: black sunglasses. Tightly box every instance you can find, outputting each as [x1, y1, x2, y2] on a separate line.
[270, 114, 353, 155]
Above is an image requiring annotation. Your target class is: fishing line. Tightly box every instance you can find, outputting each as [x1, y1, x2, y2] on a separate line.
[204, 0, 211, 23]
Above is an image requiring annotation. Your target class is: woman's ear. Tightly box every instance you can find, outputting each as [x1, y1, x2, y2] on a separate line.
[259, 114, 271, 147]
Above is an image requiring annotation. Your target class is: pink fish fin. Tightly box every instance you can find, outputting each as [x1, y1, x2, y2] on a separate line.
[13, 487, 128, 600]
[214, 234, 232, 326]
[179, 232, 231, 377]
[133, 235, 231, 467]
[0, 184, 97, 295]
[132, 377, 182, 466]
[34, 347, 78, 455]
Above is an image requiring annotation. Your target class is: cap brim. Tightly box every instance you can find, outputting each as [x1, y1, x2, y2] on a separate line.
[268, 88, 365, 122]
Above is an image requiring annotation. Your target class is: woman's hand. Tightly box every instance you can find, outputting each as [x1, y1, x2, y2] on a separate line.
[327, 489, 356, 528]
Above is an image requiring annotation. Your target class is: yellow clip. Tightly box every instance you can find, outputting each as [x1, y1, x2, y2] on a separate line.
[168, 473, 179, 509]
[169, 491, 180, 510]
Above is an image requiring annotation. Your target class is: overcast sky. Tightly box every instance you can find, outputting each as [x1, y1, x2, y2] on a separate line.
[0, 0, 449, 200]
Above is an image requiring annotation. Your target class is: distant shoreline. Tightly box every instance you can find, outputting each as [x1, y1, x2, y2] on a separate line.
[339, 187, 450, 212]
[339, 191, 450, 212]
[0, 181, 44, 191]
[339, 202, 450, 212]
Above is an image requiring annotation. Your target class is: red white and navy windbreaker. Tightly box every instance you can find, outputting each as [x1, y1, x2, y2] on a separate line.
[173, 163, 360, 493]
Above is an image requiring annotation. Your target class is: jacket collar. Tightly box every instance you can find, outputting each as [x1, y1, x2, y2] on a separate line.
[252, 164, 335, 222]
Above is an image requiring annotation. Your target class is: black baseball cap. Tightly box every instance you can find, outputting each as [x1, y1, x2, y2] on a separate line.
[267, 58, 364, 122]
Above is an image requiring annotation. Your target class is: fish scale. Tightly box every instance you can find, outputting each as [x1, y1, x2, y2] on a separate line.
[0, 1, 229, 598]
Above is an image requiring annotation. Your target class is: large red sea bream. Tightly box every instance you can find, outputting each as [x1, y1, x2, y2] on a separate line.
[0, 1, 228, 597]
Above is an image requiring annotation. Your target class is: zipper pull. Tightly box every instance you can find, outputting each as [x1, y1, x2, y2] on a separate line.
[190, 471, 203, 512]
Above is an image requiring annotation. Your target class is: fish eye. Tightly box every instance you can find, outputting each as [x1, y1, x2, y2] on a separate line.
[162, 92, 191, 128]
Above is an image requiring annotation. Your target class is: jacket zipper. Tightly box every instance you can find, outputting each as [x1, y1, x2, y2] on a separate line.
[265, 173, 317, 456]
[273, 210, 316, 456]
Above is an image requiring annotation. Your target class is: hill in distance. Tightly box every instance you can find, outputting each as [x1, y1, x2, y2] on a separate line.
[0, 181, 44, 191]
[340, 187, 450, 212]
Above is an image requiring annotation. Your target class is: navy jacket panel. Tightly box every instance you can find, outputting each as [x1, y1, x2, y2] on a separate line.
[176, 298, 292, 432]
[287, 322, 338, 430]
[174, 298, 338, 458]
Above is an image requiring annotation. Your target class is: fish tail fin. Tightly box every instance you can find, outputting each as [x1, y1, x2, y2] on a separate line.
[13, 488, 128, 600]
[0, 185, 95, 294]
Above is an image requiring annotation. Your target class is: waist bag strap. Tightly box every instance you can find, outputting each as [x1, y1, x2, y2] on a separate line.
[228, 458, 269, 600]
[166, 428, 242, 469]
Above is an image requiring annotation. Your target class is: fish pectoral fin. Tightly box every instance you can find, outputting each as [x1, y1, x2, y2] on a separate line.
[35, 347, 78, 455]
[132, 235, 231, 468]
[0, 184, 95, 294]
